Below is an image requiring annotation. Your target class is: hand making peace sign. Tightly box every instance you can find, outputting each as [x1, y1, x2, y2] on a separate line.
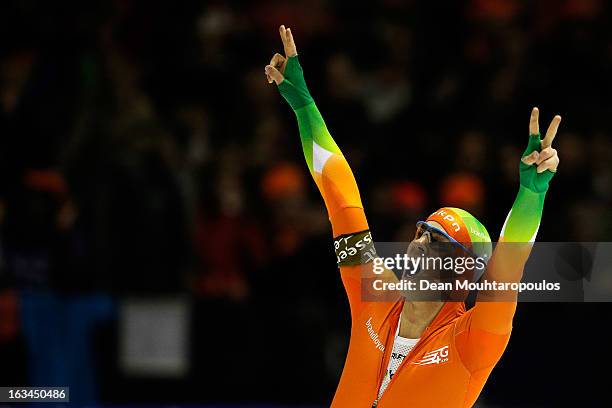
[265, 25, 297, 85]
[264, 25, 313, 110]
[520, 108, 561, 193]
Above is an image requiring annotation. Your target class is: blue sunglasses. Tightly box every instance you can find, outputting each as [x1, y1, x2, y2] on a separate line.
[415, 221, 478, 259]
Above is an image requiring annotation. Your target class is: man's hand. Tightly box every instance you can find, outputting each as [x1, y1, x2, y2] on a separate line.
[265, 25, 314, 110]
[265, 25, 297, 84]
[519, 107, 561, 193]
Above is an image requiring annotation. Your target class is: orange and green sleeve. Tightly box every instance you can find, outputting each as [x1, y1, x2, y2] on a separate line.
[277, 55, 370, 241]
[456, 131, 557, 384]
[276, 55, 377, 315]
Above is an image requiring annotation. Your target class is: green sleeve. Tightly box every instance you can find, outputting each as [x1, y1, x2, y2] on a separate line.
[277, 56, 342, 175]
[501, 133, 555, 242]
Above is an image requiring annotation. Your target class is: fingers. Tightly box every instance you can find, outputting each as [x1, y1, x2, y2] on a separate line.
[535, 147, 556, 165]
[266, 54, 286, 83]
[270, 53, 287, 74]
[529, 107, 539, 135]
[524, 147, 559, 173]
[265, 65, 284, 85]
[525, 107, 561, 173]
[285, 27, 297, 56]
[266, 24, 296, 85]
[536, 154, 560, 173]
[279, 25, 297, 57]
[521, 151, 540, 166]
[542, 115, 562, 148]
[270, 53, 285, 67]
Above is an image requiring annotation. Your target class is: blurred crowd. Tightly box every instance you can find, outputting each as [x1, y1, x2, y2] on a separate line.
[0, 0, 611, 406]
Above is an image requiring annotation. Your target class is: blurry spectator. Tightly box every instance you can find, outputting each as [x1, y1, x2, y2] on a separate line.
[456, 130, 489, 173]
[2, 169, 114, 404]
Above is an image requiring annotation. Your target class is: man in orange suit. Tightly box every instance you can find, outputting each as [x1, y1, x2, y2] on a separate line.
[265, 25, 561, 407]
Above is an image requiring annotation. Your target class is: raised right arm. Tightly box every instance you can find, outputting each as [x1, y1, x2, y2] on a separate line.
[266, 26, 370, 242]
[266, 26, 378, 315]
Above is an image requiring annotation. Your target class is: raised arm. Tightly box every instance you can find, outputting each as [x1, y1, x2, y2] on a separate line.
[476, 108, 560, 308]
[265, 26, 371, 243]
[266, 26, 380, 315]
[474, 108, 561, 329]
[456, 108, 561, 374]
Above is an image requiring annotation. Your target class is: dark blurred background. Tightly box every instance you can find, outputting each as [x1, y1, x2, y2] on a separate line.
[0, 0, 611, 406]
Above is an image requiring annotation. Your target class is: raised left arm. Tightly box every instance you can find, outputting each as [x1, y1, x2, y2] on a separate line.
[455, 108, 561, 376]
[471, 107, 561, 334]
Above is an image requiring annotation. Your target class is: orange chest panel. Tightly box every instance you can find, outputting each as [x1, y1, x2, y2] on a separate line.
[332, 301, 472, 408]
